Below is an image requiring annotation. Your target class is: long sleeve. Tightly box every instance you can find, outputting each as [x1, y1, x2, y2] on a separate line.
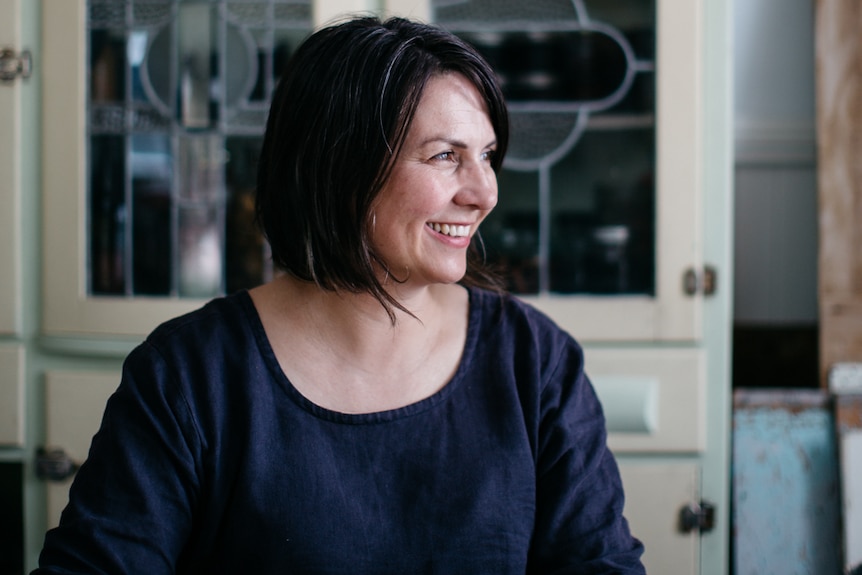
[526, 336, 645, 573]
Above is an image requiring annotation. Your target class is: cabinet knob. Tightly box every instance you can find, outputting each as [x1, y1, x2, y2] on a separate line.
[35, 446, 79, 482]
[678, 501, 716, 533]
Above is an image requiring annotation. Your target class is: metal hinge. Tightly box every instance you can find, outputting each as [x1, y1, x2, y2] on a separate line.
[683, 265, 717, 297]
[678, 501, 716, 533]
[0, 47, 32, 83]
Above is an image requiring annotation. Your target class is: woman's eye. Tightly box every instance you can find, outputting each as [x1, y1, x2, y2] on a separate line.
[482, 149, 496, 162]
[432, 151, 454, 162]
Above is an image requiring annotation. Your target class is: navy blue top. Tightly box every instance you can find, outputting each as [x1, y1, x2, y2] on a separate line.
[34, 287, 644, 574]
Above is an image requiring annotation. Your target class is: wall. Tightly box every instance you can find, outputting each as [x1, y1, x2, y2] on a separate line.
[730, 2, 843, 573]
[733, 0, 817, 326]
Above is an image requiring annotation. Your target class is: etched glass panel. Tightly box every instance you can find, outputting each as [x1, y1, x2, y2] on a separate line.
[87, 0, 311, 297]
[131, 133, 173, 295]
[436, 0, 657, 295]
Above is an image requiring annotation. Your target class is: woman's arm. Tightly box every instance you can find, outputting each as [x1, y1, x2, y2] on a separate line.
[528, 341, 646, 574]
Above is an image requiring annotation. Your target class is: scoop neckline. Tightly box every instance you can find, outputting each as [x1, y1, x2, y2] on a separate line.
[236, 287, 482, 425]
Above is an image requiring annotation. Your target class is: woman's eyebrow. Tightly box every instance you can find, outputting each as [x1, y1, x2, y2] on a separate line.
[417, 136, 497, 149]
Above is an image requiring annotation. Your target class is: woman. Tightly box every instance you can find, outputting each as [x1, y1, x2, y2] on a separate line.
[34, 16, 645, 574]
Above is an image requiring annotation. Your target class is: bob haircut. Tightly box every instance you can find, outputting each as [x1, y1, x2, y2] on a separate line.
[255, 16, 509, 319]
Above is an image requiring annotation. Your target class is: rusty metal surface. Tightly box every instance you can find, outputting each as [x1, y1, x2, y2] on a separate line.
[733, 388, 831, 411]
[732, 390, 841, 574]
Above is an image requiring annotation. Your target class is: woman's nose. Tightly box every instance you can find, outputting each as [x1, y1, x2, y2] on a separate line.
[456, 162, 498, 210]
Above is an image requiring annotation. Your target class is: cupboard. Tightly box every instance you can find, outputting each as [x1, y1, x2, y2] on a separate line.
[2, 0, 731, 572]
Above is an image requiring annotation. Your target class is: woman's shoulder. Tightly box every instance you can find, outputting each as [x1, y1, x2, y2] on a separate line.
[466, 286, 585, 376]
[147, 291, 255, 342]
[131, 291, 263, 371]
[121, 291, 273, 408]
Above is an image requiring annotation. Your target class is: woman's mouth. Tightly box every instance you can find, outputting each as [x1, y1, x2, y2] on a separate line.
[427, 222, 470, 238]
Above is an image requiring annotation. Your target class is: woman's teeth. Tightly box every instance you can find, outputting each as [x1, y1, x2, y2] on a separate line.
[429, 223, 469, 237]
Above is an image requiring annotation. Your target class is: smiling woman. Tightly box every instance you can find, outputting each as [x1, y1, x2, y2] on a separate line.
[370, 72, 499, 290]
[33, 16, 645, 575]
[255, 17, 509, 321]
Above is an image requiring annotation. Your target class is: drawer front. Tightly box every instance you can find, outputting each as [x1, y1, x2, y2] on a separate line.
[44, 370, 120, 527]
[586, 347, 706, 453]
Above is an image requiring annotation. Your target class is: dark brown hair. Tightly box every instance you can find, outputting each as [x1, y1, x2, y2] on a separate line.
[255, 16, 509, 319]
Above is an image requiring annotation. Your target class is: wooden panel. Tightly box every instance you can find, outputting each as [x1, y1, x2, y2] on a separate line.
[822, 302, 862, 385]
[816, 0, 862, 387]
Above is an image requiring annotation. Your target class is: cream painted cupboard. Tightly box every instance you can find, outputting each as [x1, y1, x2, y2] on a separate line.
[0, 0, 25, 456]
[14, 0, 731, 573]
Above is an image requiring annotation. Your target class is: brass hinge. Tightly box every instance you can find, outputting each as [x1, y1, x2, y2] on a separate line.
[0, 48, 32, 83]
[683, 265, 717, 297]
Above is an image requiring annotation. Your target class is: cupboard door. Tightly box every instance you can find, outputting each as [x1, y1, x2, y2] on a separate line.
[429, 0, 703, 343]
[42, 0, 702, 343]
[619, 463, 700, 575]
[43, 370, 119, 527]
[0, 0, 23, 335]
[43, 0, 200, 338]
[42, 0, 315, 338]
[0, 345, 24, 447]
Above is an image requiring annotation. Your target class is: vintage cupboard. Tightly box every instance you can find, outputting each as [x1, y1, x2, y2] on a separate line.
[0, 0, 732, 572]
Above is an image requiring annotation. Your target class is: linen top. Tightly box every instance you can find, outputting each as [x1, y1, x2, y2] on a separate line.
[34, 287, 645, 574]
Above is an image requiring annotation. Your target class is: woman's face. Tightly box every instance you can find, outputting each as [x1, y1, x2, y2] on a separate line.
[371, 72, 498, 290]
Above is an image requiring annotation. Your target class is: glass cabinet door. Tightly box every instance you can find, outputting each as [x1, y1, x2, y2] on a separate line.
[43, 0, 317, 339]
[86, 1, 312, 299]
[43, 0, 701, 341]
[437, 0, 657, 297]
[433, 0, 703, 342]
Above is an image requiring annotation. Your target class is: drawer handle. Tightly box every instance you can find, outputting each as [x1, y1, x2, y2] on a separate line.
[591, 375, 659, 434]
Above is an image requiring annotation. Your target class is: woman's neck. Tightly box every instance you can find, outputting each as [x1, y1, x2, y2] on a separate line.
[249, 275, 470, 413]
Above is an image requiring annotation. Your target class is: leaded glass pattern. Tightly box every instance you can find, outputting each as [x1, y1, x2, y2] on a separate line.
[87, 0, 311, 297]
[436, 0, 657, 295]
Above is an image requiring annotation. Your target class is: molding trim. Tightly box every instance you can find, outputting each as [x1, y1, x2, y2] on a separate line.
[39, 335, 142, 358]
